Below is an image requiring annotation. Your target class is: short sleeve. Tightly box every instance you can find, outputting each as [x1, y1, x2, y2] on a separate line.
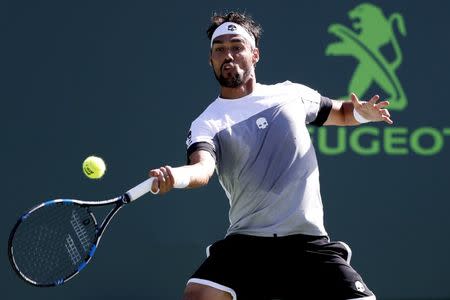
[309, 97, 332, 126]
[185, 120, 216, 164]
[294, 83, 332, 126]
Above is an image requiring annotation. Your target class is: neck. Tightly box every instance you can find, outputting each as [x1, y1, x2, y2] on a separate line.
[219, 77, 256, 99]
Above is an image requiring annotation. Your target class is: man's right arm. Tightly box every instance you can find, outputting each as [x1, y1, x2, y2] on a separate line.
[179, 149, 216, 188]
[149, 150, 216, 194]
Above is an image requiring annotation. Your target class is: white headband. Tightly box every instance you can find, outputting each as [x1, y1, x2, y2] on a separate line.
[210, 22, 256, 48]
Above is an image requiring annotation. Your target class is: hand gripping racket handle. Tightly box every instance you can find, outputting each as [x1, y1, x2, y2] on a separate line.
[126, 177, 159, 202]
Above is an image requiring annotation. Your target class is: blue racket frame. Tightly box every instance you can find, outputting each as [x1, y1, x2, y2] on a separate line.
[8, 177, 158, 287]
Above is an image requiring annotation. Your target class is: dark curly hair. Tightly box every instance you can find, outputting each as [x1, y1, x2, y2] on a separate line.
[206, 11, 262, 47]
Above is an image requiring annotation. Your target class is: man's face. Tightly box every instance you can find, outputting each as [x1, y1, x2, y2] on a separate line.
[210, 34, 259, 88]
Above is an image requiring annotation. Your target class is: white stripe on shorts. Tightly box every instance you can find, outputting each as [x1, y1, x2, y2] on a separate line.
[337, 241, 353, 264]
[187, 278, 237, 300]
[347, 295, 376, 300]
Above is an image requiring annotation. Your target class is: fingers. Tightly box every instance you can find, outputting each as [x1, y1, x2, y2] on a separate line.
[368, 94, 380, 105]
[380, 108, 391, 118]
[375, 100, 390, 109]
[380, 109, 393, 124]
[350, 93, 361, 106]
[148, 165, 174, 194]
[374, 99, 392, 124]
[148, 169, 160, 193]
[382, 115, 394, 125]
[151, 177, 159, 194]
[160, 166, 174, 187]
[353, 94, 386, 107]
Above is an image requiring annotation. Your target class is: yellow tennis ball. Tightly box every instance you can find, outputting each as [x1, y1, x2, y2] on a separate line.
[82, 156, 106, 179]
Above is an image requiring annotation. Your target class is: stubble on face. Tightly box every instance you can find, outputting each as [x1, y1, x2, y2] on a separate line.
[213, 61, 250, 88]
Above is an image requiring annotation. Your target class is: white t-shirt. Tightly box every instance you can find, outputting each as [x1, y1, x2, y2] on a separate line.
[186, 81, 332, 237]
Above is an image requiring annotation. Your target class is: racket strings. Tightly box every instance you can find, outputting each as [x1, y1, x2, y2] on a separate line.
[11, 203, 97, 285]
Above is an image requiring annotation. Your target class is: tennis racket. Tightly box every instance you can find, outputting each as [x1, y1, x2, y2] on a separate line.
[8, 177, 159, 287]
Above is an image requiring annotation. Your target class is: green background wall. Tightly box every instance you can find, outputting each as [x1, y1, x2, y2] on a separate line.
[2, 0, 449, 299]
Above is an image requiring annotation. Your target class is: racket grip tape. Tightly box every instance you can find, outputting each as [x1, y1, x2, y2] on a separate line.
[126, 177, 159, 201]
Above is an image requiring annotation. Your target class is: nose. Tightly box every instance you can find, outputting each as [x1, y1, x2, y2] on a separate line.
[224, 49, 234, 61]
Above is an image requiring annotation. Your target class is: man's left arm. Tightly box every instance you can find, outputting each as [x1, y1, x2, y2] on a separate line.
[324, 93, 393, 126]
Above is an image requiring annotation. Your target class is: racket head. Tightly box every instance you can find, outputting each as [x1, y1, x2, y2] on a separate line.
[8, 199, 100, 287]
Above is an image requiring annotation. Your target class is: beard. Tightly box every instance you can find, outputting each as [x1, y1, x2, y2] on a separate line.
[213, 64, 250, 88]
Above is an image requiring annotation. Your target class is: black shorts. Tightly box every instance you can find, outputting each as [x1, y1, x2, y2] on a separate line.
[188, 234, 375, 300]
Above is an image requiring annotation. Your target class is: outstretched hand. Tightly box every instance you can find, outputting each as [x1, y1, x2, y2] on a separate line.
[351, 93, 393, 124]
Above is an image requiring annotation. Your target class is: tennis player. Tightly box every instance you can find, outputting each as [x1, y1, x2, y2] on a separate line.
[149, 12, 392, 300]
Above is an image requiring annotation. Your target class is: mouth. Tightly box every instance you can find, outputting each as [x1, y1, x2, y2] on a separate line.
[348, 11, 362, 32]
[351, 19, 362, 31]
[222, 63, 235, 72]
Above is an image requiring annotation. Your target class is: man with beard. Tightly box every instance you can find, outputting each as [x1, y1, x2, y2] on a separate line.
[148, 12, 392, 300]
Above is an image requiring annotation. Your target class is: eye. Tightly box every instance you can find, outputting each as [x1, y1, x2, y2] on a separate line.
[214, 47, 224, 52]
[232, 45, 242, 52]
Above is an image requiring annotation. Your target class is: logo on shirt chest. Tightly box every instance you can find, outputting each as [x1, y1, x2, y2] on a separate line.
[256, 117, 269, 129]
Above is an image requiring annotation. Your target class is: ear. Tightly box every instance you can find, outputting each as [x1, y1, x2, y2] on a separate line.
[252, 47, 260, 65]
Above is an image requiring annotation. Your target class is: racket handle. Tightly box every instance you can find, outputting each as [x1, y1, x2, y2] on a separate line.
[126, 177, 159, 202]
